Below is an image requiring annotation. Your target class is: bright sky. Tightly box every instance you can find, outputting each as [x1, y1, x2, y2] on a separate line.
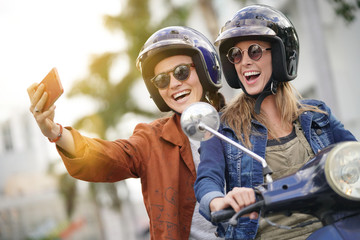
[0, 0, 123, 123]
[0, 0, 146, 201]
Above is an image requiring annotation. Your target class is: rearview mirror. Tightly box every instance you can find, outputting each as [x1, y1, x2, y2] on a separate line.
[180, 102, 219, 141]
[180, 102, 273, 183]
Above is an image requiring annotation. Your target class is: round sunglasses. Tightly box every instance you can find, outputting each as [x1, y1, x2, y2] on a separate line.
[226, 44, 271, 64]
[151, 63, 195, 89]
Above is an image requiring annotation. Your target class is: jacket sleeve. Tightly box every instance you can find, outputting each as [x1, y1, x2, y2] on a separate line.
[194, 135, 226, 221]
[56, 124, 152, 182]
[301, 99, 357, 145]
[326, 105, 358, 142]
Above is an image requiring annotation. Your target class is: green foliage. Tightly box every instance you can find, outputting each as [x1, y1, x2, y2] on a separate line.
[328, 0, 360, 23]
[67, 0, 192, 139]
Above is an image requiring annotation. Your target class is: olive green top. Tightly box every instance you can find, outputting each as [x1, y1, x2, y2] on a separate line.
[255, 120, 323, 240]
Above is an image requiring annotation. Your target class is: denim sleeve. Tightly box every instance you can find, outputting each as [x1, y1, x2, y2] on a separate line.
[301, 99, 357, 144]
[194, 134, 226, 221]
[326, 104, 358, 142]
[198, 191, 224, 221]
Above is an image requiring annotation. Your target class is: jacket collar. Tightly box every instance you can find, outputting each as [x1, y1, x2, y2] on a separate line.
[161, 113, 188, 147]
[161, 114, 196, 177]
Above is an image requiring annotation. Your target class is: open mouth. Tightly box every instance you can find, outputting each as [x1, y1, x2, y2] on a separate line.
[172, 90, 191, 101]
[244, 71, 260, 81]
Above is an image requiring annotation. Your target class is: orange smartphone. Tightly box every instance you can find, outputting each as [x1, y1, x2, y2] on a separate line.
[39, 67, 64, 111]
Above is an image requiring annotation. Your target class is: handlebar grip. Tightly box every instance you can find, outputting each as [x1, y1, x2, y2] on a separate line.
[211, 207, 236, 223]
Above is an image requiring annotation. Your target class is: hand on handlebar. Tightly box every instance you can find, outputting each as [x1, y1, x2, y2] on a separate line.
[210, 187, 258, 220]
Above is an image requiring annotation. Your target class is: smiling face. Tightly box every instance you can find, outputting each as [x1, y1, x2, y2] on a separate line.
[234, 40, 272, 96]
[155, 55, 203, 113]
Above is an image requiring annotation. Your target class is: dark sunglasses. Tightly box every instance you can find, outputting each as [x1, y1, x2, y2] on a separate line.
[226, 44, 271, 64]
[151, 63, 195, 89]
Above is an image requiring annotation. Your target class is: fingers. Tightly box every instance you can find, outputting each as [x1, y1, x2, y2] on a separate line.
[223, 194, 241, 212]
[29, 83, 43, 106]
[27, 82, 58, 140]
[210, 197, 229, 212]
[27, 83, 38, 99]
[224, 187, 255, 212]
[36, 105, 56, 122]
[210, 189, 259, 220]
[34, 91, 48, 113]
[32, 105, 56, 138]
[28, 83, 48, 114]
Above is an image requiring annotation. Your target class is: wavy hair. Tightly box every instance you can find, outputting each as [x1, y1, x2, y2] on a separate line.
[221, 82, 325, 148]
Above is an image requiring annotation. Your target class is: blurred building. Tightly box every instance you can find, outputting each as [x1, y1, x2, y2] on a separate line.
[0, 112, 103, 239]
[0, 111, 149, 240]
[285, 0, 360, 140]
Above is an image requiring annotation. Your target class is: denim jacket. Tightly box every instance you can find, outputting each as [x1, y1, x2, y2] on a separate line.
[194, 99, 357, 240]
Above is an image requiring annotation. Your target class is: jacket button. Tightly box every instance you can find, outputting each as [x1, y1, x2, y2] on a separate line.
[316, 129, 322, 135]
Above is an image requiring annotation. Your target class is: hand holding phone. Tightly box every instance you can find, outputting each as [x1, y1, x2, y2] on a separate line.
[39, 67, 64, 111]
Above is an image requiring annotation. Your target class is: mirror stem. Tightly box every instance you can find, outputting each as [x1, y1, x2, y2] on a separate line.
[199, 122, 273, 183]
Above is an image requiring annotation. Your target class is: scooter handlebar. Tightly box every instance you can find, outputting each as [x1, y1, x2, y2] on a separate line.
[210, 207, 236, 223]
[211, 200, 265, 225]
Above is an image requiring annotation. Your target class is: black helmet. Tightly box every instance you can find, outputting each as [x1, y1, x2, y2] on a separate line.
[136, 26, 222, 112]
[215, 4, 299, 89]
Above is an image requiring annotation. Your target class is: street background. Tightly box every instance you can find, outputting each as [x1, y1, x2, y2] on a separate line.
[1, 0, 359, 239]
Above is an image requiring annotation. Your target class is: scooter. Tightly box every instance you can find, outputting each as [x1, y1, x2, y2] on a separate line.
[180, 102, 360, 240]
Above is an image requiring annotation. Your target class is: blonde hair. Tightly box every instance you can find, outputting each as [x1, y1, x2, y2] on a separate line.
[221, 82, 325, 148]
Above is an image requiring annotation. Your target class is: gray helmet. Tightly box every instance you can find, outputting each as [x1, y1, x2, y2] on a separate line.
[136, 26, 222, 112]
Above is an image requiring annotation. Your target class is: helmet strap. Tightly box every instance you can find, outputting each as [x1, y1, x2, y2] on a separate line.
[254, 91, 271, 114]
[241, 77, 278, 114]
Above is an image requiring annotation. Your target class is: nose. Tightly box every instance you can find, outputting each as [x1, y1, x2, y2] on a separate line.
[168, 74, 183, 89]
[241, 51, 253, 65]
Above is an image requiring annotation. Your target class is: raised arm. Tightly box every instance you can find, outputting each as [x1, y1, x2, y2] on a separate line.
[27, 82, 75, 155]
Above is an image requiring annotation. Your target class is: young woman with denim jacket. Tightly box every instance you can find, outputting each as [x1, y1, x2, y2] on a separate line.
[194, 5, 357, 240]
[27, 26, 226, 239]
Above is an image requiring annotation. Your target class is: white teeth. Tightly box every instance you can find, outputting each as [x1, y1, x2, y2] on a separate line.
[244, 71, 260, 77]
[173, 90, 190, 99]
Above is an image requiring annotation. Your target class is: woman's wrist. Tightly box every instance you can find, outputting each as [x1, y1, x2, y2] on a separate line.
[48, 123, 63, 143]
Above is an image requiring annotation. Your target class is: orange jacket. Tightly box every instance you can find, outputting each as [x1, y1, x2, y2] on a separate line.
[57, 114, 197, 239]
